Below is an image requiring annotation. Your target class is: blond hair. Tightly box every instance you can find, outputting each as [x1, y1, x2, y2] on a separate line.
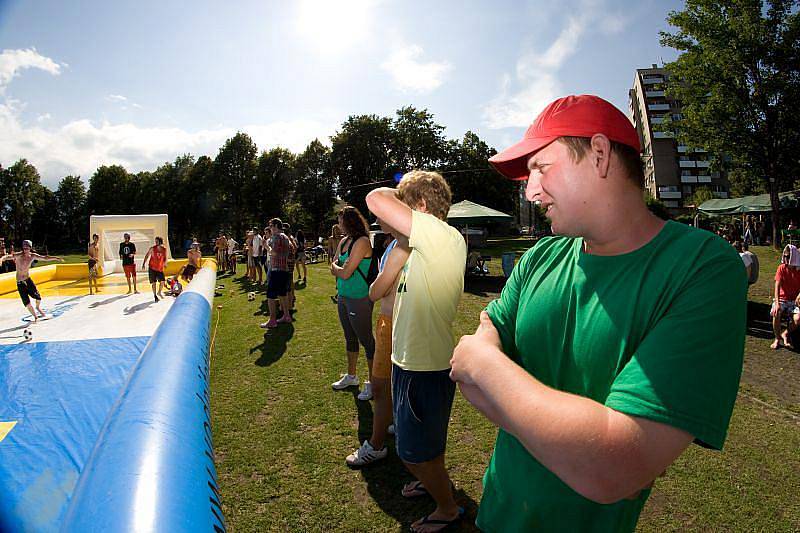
[397, 170, 452, 220]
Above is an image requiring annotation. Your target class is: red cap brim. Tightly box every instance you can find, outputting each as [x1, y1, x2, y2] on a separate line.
[488, 136, 559, 180]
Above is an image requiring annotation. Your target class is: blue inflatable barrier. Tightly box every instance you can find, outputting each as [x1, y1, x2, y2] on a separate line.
[61, 290, 224, 532]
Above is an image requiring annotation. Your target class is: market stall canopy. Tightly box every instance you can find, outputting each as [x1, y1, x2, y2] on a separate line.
[698, 191, 800, 215]
[447, 200, 513, 225]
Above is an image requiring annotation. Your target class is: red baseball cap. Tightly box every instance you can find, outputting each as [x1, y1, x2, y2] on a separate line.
[488, 94, 641, 181]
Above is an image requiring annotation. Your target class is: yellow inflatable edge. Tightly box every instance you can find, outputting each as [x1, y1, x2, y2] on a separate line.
[0, 259, 216, 296]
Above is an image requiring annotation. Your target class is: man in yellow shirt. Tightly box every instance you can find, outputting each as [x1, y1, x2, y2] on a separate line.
[366, 171, 467, 532]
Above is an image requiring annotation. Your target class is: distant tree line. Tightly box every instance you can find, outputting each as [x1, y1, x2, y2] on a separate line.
[0, 106, 517, 252]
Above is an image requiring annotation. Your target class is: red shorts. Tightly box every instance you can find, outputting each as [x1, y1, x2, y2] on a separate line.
[123, 264, 137, 277]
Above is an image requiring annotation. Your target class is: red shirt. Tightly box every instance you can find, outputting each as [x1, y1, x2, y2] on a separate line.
[149, 245, 167, 272]
[775, 263, 800, 301]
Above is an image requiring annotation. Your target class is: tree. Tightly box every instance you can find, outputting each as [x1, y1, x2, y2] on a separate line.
[646, 195, 673, 220]
[660, 0, 800, 246]
[250, 148, 296, 222]
[214, 132, 258, 236]
[30, 187, 58, 251]
[330, 114, 393, 214]
[390, 106, 447, 171]
[690, 185, 714, 210]
[441, 131, 517, 216]
[87, 165, 132, 215]
[294, 140, 336, 236]
[0, 159, 46, 241]
[55, 175, 88, 248]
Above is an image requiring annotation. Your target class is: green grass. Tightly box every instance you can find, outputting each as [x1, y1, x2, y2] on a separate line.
[210, 241, 800, 532]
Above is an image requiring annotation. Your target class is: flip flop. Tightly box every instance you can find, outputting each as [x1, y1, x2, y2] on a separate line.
[402, 480, 429, 498]
[410, 507, 464, 532]
[401, 480, 455, 499]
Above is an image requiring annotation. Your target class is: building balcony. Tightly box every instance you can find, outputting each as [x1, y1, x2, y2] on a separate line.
[696, 160, 711, 168]
[648, 103, 670, 111]
[681, 175, 698, 183]
[677, 145, 688, 152]
[659, 191, 682, 199]
[712, 191, 728, 199]
[679, 160, 696, 168]
[643, 77, 665, 84]
[651, 117, 664, 124]
[653, 131, 673, 138]
[697, 175, 712, 183]
[646, 90, 665, 97]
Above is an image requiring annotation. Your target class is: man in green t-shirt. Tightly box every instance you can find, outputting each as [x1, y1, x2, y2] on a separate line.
[449, 95, 747, 532]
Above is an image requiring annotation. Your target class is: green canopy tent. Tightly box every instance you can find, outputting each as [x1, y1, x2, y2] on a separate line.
[698, 191, 800, 215]
[447, 199, 513, 249]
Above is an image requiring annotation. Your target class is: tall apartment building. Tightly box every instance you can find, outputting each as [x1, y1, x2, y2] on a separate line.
[629, 65, 729, 213]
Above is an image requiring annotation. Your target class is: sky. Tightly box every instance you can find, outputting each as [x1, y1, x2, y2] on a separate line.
[0, 0, 685, 187]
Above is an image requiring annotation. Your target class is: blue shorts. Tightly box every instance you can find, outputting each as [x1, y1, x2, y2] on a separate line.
[392, 364, 456, 464]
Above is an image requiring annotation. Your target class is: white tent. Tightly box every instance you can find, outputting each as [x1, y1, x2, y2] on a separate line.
[89, 214, 172, 274]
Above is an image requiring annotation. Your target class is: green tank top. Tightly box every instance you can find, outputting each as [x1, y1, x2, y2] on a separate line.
[337, 238, 371, 299]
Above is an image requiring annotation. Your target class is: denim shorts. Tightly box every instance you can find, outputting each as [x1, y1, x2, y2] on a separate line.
[392, 364, 456, 464]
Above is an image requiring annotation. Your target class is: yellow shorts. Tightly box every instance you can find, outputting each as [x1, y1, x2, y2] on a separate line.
[372, 314, 392, 380]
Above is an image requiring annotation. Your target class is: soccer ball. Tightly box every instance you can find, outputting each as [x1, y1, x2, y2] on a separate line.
[247, 292, 256, 301]
[23, 329, 32, 341]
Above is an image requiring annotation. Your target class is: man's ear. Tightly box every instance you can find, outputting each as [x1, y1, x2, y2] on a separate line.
[589, 134, 612, 179]
[416, 198, 428, 213]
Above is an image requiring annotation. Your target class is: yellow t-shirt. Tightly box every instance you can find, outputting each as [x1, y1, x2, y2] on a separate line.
[392, 210, 467, 371]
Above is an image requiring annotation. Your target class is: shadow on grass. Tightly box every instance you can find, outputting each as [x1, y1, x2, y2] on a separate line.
[747, 301, 773, 340]
[251, 323, 294, 367]
[464, 275, 506, 297]
[351, 391, 480, 531]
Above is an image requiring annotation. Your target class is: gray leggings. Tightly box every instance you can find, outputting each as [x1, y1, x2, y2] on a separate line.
[337, 295, 375, 359]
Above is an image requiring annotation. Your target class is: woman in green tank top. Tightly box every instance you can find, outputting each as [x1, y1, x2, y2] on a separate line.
[329, 206, 375, 395]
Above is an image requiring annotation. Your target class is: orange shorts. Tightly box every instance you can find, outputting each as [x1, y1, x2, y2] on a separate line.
[372, 314, 392, 380]
[123, 264, 137, 277]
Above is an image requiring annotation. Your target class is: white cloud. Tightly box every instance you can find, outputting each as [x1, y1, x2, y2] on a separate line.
[381, 44, 452, 93]
[0, 99, 335, 186]
[0, 48, 62, 93]
[482, 0, 630, 129]
[106, 94, 128, 102]
[37, 113, 51, 122]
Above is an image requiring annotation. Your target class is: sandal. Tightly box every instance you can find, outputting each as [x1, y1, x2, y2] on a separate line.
[410, 507, 464, 532]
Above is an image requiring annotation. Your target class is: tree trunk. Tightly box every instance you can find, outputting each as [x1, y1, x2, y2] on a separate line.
[769, 172, 781, 249]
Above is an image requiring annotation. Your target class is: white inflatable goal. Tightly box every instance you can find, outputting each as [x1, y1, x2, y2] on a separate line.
[89, 214, 172, 273]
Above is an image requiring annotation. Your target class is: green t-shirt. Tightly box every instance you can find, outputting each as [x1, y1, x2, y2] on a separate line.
[477, 221, 747, 533]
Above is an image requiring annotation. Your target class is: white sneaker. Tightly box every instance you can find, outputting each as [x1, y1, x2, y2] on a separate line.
[357, 381, 373, 401]
[387, 424, 395, 436]
[346, 440, 388, 467]
[332, 374, 359, 390]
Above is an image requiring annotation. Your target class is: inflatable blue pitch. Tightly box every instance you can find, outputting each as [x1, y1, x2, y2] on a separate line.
[0, 268, 225, 532]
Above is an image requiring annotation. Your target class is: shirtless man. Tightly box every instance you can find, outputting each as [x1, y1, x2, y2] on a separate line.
[88, 233, 100, 295]
[0, 240, 63, 322]
[184, 242, 202, 281]
[215, 233, 227, 273]
[345, 225, 410, 467]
